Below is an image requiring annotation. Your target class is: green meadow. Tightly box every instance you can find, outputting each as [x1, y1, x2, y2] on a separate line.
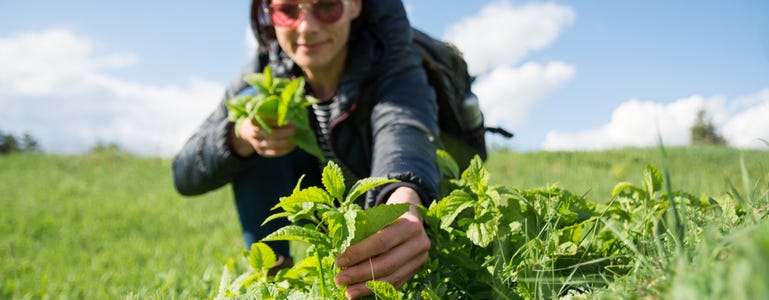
[2, 146, 768, 299]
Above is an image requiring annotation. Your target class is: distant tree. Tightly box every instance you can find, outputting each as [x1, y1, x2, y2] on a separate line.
[0, 131, 41, 154]
[20, 133, 40, 152]
[0, 131, 20, 154]
[690, 108, 726, 146]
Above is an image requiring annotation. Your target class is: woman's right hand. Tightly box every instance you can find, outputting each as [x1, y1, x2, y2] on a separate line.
[230, 117, 297, 158]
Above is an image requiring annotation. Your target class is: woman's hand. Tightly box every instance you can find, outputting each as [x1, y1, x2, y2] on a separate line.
[334, 186, 430, 299]
[230, 116, 297, 157]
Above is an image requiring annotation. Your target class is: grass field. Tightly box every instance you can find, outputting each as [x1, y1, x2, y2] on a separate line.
[1, 146, 768, 299]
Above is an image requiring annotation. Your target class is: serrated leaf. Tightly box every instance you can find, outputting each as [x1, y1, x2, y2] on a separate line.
[261, 211, 292, 226]
[323, 209, 356, 252]
[461, 156, 488, 197]
[262, 225, 331, 248]
[271, 186, 333, 212]
[248, 242, 277, 275]
[344, 177, 399, 206]
[556, 241, 578, 256]
[366, 280, 402, 300]
[466, 214, 499, 247]
[439, 189, 475, 230]
[436, 148, 460, 179]
[322, 161, 346, 202]
[611, 182, 646, 199]
[352, 203, 410, 244]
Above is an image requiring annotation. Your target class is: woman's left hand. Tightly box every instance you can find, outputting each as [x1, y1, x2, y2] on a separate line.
[334, 186, 430, 299]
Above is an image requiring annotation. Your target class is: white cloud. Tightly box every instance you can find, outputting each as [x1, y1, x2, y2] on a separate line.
[443, 1, 576, 147]
[0, 28, 224, 156]
[444, 1, 575, 75]
[474, 61, 575, 132]
[542, 91, 769, 150]
[722, 89, 769, 149]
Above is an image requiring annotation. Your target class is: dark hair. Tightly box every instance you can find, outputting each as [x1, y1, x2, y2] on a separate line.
[250, 0, 276, 52]
[249, 0, 366, 53]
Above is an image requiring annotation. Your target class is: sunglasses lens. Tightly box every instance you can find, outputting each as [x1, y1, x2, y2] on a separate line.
[269, 0, 344, 28]
[312, 0, 343, 23]
[270, 4, 301, 27]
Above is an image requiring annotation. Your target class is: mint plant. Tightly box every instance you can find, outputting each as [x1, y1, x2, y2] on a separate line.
[226, 66, 324, 160]
[215, 161, 409, 299]
[217, 152, 748, 299]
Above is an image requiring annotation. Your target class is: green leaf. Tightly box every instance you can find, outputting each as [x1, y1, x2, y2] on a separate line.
[466, 213, 499, 247]
[643, 165, 662, 196]
[225, 95, 251, 121]
[263, 65, 273, 91]
[244, 72, 270, 95]
[271, 186, 333, 212]
[248, 242, 277, 274]
[277, 79, 300, 126]
[256, 95, 280, 119]
[352, 203, 410, 244]
[262, 225, 331, 248]
[323, 209, 356, 252]
[555, 241, 578, 256]
[261, 211, 292, 226]
[291, 126, 324, 160]
[436, 148, 460, 179]
[439, 189, 475, 230]
[365, 281, 402, 300]
[611, 181, 646, 199]
[343, 177, 399, 206]
[461, 156, 488, 197]
[322, 161, 346, 202]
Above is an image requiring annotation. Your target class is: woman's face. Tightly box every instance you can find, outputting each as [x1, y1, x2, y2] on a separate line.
[270, 0, 362, 75]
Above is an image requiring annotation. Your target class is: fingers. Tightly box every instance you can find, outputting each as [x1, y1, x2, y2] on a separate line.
[335, 217, 430, 299]
[238, 118, 297, 157]
[343, 250, 428, 299]
[336, 216, 421, 268]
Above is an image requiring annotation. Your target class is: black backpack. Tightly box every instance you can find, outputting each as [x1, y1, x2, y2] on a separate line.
[411, 28, 513, 170]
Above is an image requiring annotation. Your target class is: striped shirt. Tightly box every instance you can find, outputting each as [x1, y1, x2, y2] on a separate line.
[312, 99, 336, 161]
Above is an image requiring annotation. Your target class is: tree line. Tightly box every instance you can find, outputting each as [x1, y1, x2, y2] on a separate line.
[0, 131, 40, 154]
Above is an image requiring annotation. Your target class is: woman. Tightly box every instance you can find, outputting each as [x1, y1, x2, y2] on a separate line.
[172, 0, 439, 297]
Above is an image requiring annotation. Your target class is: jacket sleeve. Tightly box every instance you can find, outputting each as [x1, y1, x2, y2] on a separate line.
[359, 0, 441, 207]
[171, 65, 259, 196]
[367, 64, 441, 207]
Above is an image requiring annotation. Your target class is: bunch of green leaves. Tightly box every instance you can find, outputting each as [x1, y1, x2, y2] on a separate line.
[412, 156, 730, 299]
[226, 66, 323, 159]
[215, 161, 410, 300]
[214, 150, 758, 299]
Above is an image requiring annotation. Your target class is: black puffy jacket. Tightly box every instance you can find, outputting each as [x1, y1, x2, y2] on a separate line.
[172, 0, 440, 207]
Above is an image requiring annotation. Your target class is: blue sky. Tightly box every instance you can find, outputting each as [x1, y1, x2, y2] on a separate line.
[1, 0, 768, 155]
